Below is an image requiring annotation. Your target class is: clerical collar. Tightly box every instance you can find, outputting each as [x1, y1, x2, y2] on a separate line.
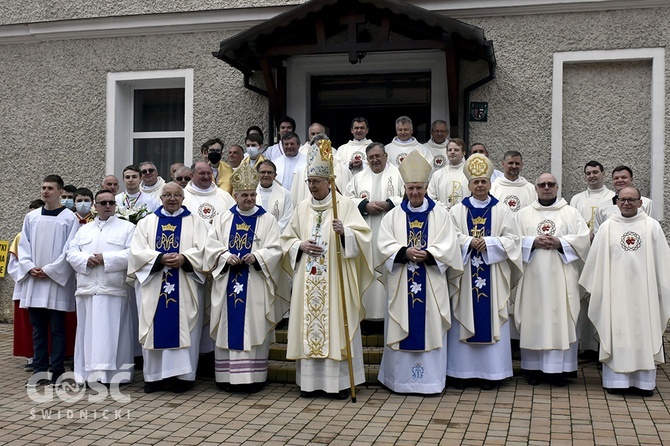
[160, 207, 185, 217]
[538, 198, 558, 207]
[259, 185, 273, 192]
[407, 198, 429, 212]
[191, 183, 216, 193]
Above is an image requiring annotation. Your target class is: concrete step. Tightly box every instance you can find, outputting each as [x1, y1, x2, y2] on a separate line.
[274, 329, 385, 348]
[269, 342, 383, 364]
[267, 360, 381, 385]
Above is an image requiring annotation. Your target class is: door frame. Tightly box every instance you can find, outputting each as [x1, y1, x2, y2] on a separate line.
[286, 50, 449, 138]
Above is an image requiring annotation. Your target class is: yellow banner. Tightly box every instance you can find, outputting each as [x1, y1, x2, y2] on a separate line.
[0, 240, 8, 278]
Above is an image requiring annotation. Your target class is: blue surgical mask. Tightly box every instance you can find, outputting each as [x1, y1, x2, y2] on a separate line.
[75, 201, 92, 214]
[60, 198, 74, 209]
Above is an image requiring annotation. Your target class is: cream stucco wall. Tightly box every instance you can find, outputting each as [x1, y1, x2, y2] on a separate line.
[464, 7, 667, 220]
[0, 0, 300, 26]
[0, 31, 268, 320]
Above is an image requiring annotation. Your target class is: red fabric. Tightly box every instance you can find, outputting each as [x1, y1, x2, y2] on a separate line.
[65, 311, 76, 357]
[13, 301, 77, 358]
[13, 300, 33, 357]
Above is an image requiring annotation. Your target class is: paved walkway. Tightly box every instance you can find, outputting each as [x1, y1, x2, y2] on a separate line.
[1, 323, 670, 445]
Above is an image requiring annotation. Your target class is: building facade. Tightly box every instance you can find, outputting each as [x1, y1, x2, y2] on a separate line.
[0, 0, 667, 319]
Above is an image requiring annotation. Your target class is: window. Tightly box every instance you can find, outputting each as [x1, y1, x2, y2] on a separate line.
[107, 69, 193, 182]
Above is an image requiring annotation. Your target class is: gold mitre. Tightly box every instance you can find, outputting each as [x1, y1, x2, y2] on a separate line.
[464, 153, 493, 181]
[398, 150, 431, 183]
[306, 139, 333, 179]
[231, 162, 259, 191]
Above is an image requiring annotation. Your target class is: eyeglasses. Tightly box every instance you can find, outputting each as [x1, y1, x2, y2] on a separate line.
[617, 197, 640, 204]
[161, 193, 183, 199]
[141, 168, 156, 175]
[175, 177, 191, 181]
[306, 179, 327, 185]
[536, 182, 557, 188]
[96, 200, 116, 206]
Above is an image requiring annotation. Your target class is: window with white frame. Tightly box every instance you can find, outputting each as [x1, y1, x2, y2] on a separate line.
[106, 69, 193, 182]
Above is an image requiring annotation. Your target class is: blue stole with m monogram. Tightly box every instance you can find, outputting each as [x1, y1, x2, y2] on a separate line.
[153, 206, 191, 349]
[462, 196, 497, 343]
[399, 197, 435, 351]
[226, 206, 266, 350]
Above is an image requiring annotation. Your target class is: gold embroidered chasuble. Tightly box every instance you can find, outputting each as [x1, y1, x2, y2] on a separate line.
[281, 193, 373, 361]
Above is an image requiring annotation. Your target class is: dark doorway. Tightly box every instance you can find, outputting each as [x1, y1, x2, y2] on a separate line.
[310, 73, 431, 147]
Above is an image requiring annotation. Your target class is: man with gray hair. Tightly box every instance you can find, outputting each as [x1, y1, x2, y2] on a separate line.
[385, 116, 433, 168]
[514, 173, 590, 387]
[129, 182, 209, 393]
[346, 142, 404, 323]
[424, 119, 449, 172]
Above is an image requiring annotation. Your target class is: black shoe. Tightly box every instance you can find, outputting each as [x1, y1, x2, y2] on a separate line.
[216, 382, 232, 392]
[605, 387, 624, 395]
[144, 380, 164, 393]
[450, 378, 466, 390]
[170, 379, 193, 393]
[300, 390, 317, 398]
[480, 380, 496, 391]
[635, 387, 654, 397]
[335, 389, 350, 400]
[526, 371, 542, 386]
[547, 374, 567, 387]
[248, 382, 266, 394]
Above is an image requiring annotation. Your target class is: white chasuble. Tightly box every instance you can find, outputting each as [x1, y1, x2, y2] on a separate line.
[427, 161, 468, 210]
[514, 199, 590, 351]
[490, 177, 537, 213]
[346, 164, 404, 320]
[580, 212, 670, 374]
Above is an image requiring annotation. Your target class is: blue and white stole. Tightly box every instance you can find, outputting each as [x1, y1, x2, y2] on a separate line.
[399, 197, 435, 351]
[226, 206, 266, 350]
[153, 206, 191, 349]
[462, 195, 497, 343]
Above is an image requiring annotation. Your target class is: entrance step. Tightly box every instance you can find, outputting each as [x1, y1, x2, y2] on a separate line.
[268, 329, 384, 385]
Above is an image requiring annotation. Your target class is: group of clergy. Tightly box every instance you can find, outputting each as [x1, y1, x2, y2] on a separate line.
[11, 130, 670, 399]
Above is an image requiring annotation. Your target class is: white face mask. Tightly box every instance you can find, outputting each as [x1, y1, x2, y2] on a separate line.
[246, 146, 261, 159]
[75, 201, 92, 214]
[60, 198, 74, 209]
